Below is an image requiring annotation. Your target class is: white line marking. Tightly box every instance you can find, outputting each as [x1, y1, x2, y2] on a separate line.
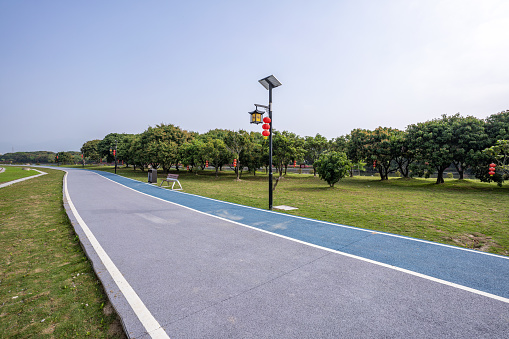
[0, 168, 47, 188]
[96, 172, 509, 304]
[63, 172, 170, 338]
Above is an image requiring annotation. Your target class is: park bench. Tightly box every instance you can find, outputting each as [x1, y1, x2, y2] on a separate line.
[159, 173, 182, 190]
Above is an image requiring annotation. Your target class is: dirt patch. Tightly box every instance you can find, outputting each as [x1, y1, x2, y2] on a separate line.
[450, 233, 499, 252]
[41, 324, 56, 334]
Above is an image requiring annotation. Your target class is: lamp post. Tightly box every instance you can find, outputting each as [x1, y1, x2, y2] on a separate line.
[110, 140, 118, 174]
[250, 75, 282, 210]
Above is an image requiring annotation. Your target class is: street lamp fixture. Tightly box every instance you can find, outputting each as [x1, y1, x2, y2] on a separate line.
[248, 105, 266, 125]
[255, 75, 281, 210]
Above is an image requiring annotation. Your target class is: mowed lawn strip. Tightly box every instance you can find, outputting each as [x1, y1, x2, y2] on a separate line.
[82, 165, 509, 256]
[0, 166, 40, 183]
[0, 168, 125, 338]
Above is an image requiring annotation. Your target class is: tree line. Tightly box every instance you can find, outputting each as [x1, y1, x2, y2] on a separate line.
[78, 110, 509, 186]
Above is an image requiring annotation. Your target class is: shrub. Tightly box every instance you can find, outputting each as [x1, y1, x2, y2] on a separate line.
[314, 151, 351, 187]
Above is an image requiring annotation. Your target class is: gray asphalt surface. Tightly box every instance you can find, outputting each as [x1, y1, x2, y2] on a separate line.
[63, 168, 509, 338]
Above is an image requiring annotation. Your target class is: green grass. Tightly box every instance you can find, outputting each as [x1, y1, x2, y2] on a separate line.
[0, 166, 40, 183]
[81, 165, 509, 256]
[0, 168, 125, 338]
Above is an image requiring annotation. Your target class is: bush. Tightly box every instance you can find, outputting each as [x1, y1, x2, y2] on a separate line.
[314, 151, 351, 187]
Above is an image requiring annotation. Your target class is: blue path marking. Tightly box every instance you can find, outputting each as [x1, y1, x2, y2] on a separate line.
[93, 170, 509, 300]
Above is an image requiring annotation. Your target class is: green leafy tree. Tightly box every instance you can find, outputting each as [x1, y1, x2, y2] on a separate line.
[362, 127, 403, 180]
[485, 110, 509, 143]
[80, 140, 101, 163]
[97, 133, 124, 162]
[304, 133, 329, 176]
[448, 114, 490, 179]
[223, 130, 250, 180]
[55, 152, 73, 165]
[180, 139, 205, 174]
[240, 132, 264, 176]
[314, 151, 351, 187]
[272, 130, 305, 178]
[482, 140, 509, 186]
[407, 115, 455, 184]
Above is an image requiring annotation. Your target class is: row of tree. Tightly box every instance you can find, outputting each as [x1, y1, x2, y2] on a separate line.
[0, 151, 82, 164]
[79, 110, 509, 185]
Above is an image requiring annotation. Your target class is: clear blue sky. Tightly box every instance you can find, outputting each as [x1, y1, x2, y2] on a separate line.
[1, 0, 508, 154]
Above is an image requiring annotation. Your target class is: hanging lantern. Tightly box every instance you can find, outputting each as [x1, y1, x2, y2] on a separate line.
[233, 159, 237, 167]
[113, 149, 116, 157]
[248, 108, 265, 124]
[205, 160, 209, 168]
[262, 123, 270, 130]
[373, 160, 376, 169]
[293, 160, 297, 168]
[262, 130, 270, 137]
[263, 117, 271, 124]
[489, 163, 496, 176]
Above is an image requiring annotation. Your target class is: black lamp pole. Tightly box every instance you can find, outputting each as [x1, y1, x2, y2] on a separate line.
[268, 83, 273, 210]
[114, 139, 118, 174]
[256, 75, 281, 210]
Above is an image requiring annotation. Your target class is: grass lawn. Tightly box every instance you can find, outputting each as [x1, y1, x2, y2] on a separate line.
[0, 166, 41, 184]
[79, 165, 509, 256]
[0, 167, 124, 338]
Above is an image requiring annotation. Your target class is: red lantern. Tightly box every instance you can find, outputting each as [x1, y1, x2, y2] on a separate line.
[233, 159, 237, 167]
[263, 117, 271, 124]
[262, 130, 270, 137]
[113, 150, 116, 156]
[293, 160, 296, 168]
[489, 163, 496, 176]
[262, 123, 270, 130]
[373, 160, 376, 169]
[205, 160, 209, 168]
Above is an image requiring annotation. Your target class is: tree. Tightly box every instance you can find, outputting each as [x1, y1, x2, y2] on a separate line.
[448, 114, 489, 179]
[407, 115, 455, 184]
[485, 110, 509, 143]
[97, 133, 124, 162]
[314, 151, 351, 187]
[392, 131, 414, 178]
[483, 140, 509, 186]
[180, 139, 205, 174]
[80, 140, 101, 163]
[361, 127, 403, 180]
[55, 152, 73, 165]
[304, 133, 329, 176]
[223, 130, 250, 180]
[272, 130, 305, 179]
[240, 132, 264, 176]
[201, 138, 230, 177]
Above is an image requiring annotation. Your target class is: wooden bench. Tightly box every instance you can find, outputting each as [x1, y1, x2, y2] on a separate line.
[159, 173, 182, 190]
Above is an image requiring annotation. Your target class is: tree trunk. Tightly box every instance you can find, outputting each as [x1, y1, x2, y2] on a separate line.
[215, 166, 219, 178]
[453, 162, 464, 179]
[436, 167, 445, 184]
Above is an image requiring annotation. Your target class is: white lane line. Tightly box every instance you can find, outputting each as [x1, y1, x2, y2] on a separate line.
[97, 172, 509, 305]
[63, 172, 170, 338]
[0, 168, 47, 188]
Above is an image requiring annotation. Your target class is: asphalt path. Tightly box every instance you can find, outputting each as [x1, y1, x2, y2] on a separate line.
[62, 168, 509, 338]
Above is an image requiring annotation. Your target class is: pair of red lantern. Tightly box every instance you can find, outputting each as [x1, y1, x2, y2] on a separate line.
[261, 117, 271, 139]
[489, 163, 496, 176]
